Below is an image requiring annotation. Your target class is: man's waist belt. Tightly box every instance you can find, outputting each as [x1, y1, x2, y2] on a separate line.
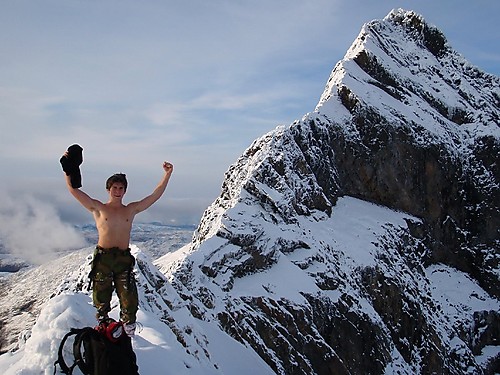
[96, 245, 131, 255]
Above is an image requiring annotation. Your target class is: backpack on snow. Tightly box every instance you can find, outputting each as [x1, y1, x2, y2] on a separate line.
[53, 319, 139, 375]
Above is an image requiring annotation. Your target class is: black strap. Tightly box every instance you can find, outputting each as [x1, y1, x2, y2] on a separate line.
[53, 328, 82, 375]
[87, 252, 102, 291]
[73, 328, 95, 375]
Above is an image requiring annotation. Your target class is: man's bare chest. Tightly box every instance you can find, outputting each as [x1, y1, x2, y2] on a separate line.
[95, 207, 133, 229]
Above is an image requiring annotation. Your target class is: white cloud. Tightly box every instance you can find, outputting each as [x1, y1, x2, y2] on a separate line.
[0, 191, 86, 264]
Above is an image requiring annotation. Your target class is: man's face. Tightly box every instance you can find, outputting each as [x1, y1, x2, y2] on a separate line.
[108, 183, 126, 199]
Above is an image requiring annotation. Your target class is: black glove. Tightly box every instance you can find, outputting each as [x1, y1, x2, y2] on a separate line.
[60, 144, 83, 188]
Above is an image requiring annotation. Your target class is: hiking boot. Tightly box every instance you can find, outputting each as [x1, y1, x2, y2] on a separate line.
[123, 322, 136, 337]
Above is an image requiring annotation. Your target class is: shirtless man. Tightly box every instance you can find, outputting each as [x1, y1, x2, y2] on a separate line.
[62, 152, 173, 336]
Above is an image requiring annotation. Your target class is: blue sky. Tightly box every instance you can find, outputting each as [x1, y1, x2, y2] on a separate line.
[1, 0, 499, 228]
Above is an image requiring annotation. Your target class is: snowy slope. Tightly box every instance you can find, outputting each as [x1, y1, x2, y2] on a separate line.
[0, 246, 274, 375]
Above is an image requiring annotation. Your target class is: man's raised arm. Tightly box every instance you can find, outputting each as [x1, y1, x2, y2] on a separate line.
[64, 173, 101, 212]
[131, 161, 173, 214]
[61, 149, 101, 212]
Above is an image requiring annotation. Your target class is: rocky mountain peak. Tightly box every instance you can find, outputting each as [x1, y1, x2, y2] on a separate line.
[166, 8, 499, 374]
[318, 9, 498, 130]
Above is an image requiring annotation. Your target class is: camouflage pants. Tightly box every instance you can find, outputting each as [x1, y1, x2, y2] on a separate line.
[90, 246, 138, 324]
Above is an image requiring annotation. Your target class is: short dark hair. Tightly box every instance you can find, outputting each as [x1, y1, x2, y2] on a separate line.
[106, 173, 128, 191]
